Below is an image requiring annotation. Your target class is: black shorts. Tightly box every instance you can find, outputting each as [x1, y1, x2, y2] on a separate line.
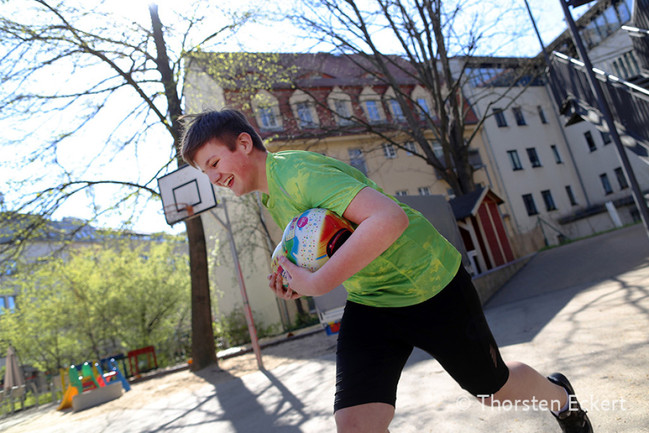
[333, 266, 509, 412]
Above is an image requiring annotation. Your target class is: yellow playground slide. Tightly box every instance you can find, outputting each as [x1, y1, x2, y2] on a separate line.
[57, 385, 79, 411]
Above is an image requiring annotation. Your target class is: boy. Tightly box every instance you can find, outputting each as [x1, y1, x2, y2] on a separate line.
[181, 108, 593, 433]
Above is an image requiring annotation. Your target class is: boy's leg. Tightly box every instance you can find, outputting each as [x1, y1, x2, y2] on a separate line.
[487, 361, 566, 407]
[333, 301, 414, 433]
[488, 364, 592, 432]
[334, 402, 393, 433]
[414, 266, 592, 432]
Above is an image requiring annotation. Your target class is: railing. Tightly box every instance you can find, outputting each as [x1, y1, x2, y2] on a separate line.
[549, 51, 649, 158]
[626, 0, 649, 70]
[0, 380, 58, 417]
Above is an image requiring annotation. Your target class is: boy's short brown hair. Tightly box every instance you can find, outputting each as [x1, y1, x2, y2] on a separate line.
[180, 109, 265, 166]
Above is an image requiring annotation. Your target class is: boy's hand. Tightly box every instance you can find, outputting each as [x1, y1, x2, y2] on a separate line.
[268, 260, 303, 300]
[268, 257, 324, 299]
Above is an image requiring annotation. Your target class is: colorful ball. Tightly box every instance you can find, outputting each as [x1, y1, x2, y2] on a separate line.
[271, 208, 355, 286]
[270, 242, 290, 286]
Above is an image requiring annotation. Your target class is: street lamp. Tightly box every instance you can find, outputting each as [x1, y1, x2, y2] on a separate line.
[558, 0, 649, 239]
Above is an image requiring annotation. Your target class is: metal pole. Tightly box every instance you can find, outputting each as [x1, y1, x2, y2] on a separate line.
[523, 0, 553, 69]
[210, 200, 264, 370]
[559, 0, 649, 239]
[524, 0, 592, 207]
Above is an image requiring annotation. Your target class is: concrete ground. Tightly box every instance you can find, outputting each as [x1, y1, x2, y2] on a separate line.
[2, 224, 649, 432]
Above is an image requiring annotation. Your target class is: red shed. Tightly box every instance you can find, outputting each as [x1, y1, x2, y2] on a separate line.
[449, 187, 514, 275]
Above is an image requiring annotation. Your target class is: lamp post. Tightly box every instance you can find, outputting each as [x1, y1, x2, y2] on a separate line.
[559, 0, 649, 239]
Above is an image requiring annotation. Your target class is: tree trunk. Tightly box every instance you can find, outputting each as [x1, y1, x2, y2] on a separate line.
[185, 216, 218, 370]
[149, 4, 217, 370]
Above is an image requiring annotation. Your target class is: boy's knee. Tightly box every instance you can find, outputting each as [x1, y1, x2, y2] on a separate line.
[334, 403, 394, 433]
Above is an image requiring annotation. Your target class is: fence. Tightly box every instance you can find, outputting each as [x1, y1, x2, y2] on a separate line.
[549, 51, 649, 159]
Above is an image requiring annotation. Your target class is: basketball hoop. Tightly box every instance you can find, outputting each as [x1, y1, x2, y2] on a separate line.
[157, 164, 217, 226]
[162, 203, 195, 225]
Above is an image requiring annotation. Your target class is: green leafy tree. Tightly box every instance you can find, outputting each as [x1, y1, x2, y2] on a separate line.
[0, 237, 190, 373]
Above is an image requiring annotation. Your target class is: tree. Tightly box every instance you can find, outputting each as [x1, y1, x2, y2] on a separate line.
[0, 237, 190, 373]
[283, 0, 538, 196]
[0, 0, 257, 370]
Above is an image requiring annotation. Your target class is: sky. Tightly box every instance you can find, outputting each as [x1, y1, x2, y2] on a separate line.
[0, 0, 596, 235]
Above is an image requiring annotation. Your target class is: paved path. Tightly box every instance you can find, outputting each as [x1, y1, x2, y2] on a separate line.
[3, 225, 649, 432]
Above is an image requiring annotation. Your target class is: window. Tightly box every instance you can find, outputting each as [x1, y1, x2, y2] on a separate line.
[526, 148, 542, 167]
[537, 105, 548, 124]
[615, 167, 629, 189]
[416, 97, 430, 119]
[602, 4, 621, 34]
[616, 0, 631, 24]
[507, 150, 523, 171]
[348, 148, 368, 176]
[512, 107, 526, 126]
[383, 143, 397, 159]
[0, 296, 15, 314]
[522, 194, 539, 216]
[600, 173, 613, 195]
[253, 91, 282, 131]
[395, 190, 408, 197]
[581, 19, 602, 48]
[468, 148, 483, 169]
[258, 107, 279, 130]
[432, 142, 444, 161]
[364, 100, 382, 123]
[493, 108, 507, 127]
[388, 99, 405, 122]
[594, 12, 612, 39]
[328, 87, 354, 126]
[551, 145, 563, 164]
[333, 100, 352, 125]
[404, 141, 417, 155]
[566, 185, 578, 206]
[541, 190, 557, 211]
[418, 186, 431, 196]
[601, 131, 611, 145]
[296, 102, 316, 128]
[584, 131, 597, 152]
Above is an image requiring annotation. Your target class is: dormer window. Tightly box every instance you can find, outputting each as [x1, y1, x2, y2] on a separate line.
[296, 102, 316, 128]
[359, 87, 386, 124]
[327, 86, 354, 126]
[252, 90, 283, 131]
[411, 86, 434, 121]
[365, 100, 382, 123]
[290, 89, 320, 129]
[259, 107, 279, 129]
[388, 99, 405, 122]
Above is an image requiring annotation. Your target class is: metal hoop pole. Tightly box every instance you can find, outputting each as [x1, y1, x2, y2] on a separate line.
[210, 200, 264, 370]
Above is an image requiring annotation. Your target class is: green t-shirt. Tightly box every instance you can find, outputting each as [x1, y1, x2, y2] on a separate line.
[262, 150, 461, 308]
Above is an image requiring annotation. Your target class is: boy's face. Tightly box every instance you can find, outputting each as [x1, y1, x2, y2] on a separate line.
[194, 134, 259, 197]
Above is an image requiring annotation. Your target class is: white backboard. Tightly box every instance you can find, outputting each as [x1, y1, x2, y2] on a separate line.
[157, 164, 217, 225]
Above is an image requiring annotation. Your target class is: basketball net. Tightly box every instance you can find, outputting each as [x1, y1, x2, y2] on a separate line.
[163, 203, 195, 220]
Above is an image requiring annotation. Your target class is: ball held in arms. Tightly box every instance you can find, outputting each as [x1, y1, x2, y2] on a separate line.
[271, 208, 355, 286]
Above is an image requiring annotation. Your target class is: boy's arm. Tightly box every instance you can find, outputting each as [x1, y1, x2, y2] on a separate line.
[270, 187, 409, 297]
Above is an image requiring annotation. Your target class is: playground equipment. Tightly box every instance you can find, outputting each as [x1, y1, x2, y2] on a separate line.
[57, 358, 130, 411]
[96, 359, 131, 392]
[127, 346, 158, 378]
